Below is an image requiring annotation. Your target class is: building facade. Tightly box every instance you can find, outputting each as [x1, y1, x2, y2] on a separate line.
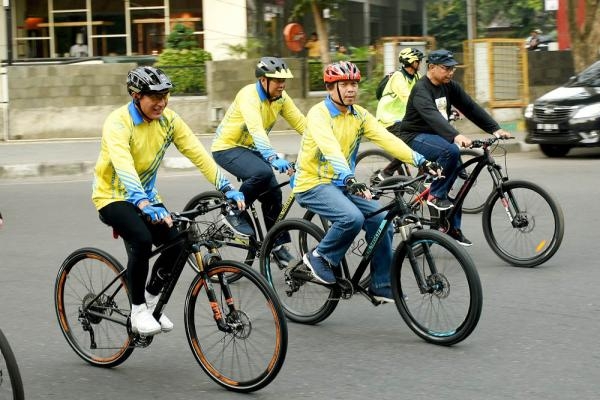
[1, 0, 425, 63]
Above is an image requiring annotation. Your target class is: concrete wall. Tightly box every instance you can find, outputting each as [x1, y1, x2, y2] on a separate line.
[2, 58, 321, 140]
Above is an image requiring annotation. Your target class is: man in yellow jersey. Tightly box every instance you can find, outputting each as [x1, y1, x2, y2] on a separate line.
[92, 66, 245, 336]
[374, 47, 424, 180]
[293, 61, 441, 302]
[212, 57, 306, 266]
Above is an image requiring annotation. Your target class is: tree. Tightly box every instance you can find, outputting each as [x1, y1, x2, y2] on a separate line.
[567, 0, 600, 72]
[290, 0, 347, 65]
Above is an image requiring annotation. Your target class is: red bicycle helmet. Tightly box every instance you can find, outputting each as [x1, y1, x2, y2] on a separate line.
[323, 61, 361, 83]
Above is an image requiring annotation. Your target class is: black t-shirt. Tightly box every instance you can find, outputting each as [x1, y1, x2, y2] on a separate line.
[399, 76, 500, 144]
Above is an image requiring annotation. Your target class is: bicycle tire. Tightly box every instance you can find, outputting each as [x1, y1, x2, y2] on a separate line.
[184, 259, 287, 393]
[55, 247, 134, 368]
[0, 329, 25, 400]
[355, 148, 414, 186]
[392, 229, 482, 346]
[460, 148, 494, 214]
[183, 191, 256, 280]
[482, 180, 564, 267]
[302, 209, 372, 288]
[259, 218, 340, 324]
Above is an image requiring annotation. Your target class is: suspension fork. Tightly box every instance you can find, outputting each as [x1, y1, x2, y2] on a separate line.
[405, 239, 439, 294]
[193, 250, 234, 333]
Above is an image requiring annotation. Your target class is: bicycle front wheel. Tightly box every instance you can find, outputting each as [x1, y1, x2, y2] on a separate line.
[260, 218, 340, 324]
[482, 180, 564, 267]
[55, 248, 134, 368]
[0, 329, 24, 400]
[184, 260, 287, 393]
[392, 229, 482, 346]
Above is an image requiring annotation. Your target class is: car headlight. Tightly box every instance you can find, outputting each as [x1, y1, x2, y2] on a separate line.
[570, 102, 600, 124]
[524, 104, 534, 119]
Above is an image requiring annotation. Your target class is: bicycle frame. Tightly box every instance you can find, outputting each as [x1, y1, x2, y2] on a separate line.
[337, 178, 441, 297]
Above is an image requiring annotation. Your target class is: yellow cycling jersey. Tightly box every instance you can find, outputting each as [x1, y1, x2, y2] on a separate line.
[376, 70, 420, 127]
[211, 81, 305, 160]
[92, 102, 230, 210]
[293, 97, 418, 193]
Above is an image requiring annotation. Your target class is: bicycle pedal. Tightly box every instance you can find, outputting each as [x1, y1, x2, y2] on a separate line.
[335, 278, 353, 299]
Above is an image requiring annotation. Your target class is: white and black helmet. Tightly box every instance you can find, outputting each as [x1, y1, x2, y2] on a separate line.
[127, 66, 173, 95]
[255, 57, 294, 79]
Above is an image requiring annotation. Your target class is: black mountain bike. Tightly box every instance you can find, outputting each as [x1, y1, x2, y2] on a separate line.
[259, 175, 483, 346]
[0, 328, 25, 400]
[380, 136, 564, 267]
[54, 200, 288, 393]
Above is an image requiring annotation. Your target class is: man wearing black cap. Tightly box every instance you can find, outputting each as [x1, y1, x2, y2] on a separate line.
[399, 49, 511, 246]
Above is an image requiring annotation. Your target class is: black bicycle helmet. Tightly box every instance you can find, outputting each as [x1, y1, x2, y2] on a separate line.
[127, 66, 173, 95]
[398, 47, 424, 67]
[255, 57, 294, 79]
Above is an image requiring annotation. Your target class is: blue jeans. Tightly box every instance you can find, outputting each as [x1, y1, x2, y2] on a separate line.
[410, 134, 462, 229]
[296, 184, 394, 289]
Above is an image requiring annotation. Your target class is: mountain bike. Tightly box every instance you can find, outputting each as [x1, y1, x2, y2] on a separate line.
[183, 178, 329, 274]
[0, 328, 25, 400]
[355, 147, 492, 214]
[259, 175, 483, 346]
[54, 200, 288, 393]
[380, 136, 564, 267]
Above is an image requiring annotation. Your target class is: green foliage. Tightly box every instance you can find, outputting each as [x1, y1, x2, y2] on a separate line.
[357, 63, 383, 114]
[166, 23, 199, 50]
[289, 0, 347, 22]
[223, 38, 264, 59]
[155, 48, 212, 95]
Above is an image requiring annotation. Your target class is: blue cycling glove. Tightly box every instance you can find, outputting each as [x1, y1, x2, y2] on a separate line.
[141, 204, 169, 222]
[225, 189, 245, 203]
[271, 157, 293, 174]
[412, 151, 426, 167]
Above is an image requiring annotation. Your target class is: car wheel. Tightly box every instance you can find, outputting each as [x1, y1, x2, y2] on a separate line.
[539, 144, 571, 158]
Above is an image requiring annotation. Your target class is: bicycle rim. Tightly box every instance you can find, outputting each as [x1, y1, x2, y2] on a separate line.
[483, 180, 564, 267]
[55, 248, 134, 367]
[0, 329, 25, 400]
[260, 219, 339, 324]
[184, 260, 287, 393]
[392, 230, 482, 346]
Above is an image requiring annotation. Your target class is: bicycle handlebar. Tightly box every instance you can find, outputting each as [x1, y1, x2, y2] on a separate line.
[371, 174, 428, 196]
[470, 136, 514, 149]
[171, 198, 227, 223]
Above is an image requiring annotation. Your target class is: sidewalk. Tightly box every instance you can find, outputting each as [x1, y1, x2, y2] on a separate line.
[0, 125, 537, 180]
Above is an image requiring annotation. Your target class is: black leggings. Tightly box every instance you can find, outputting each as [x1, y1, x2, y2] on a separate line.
[98, 201, 183, 305]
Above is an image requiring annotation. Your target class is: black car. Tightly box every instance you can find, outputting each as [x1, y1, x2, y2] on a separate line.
[524, 60, 600, 157]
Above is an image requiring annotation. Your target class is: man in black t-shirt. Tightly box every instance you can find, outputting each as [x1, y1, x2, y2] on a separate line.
[399, 49, 511, 246]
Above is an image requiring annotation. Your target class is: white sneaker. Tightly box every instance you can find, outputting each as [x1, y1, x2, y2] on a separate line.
[130, 303, 161, 336]
[146, 292, 174, 332]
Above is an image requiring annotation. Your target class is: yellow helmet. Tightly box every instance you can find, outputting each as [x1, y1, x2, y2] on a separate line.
[255, 57, 294, 79]
[399, 47, 424, 66]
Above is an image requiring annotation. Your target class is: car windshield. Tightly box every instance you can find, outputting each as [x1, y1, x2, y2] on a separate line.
[568, 61, 600, 87]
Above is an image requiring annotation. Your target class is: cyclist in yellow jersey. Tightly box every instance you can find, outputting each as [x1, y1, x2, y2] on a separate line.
[212, 57, 306, 265]
[293, 61, 441, 302]
[92, 66, 245, 336]
[375, 47, 424, 179]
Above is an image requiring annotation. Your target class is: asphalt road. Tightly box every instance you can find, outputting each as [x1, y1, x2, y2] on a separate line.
[1, 148, 599, 399]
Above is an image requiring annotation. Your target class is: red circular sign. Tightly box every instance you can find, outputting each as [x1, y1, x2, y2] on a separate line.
[283, 23, 306, 53]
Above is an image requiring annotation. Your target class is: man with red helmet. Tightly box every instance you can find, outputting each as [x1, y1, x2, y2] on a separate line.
[293, 61, 441, 302]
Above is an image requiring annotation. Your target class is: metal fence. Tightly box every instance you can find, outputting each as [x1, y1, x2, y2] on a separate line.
[462, 39, 530, 108]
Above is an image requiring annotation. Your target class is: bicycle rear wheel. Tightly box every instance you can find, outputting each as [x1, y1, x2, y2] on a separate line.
[355, 148, 415, 186]
[260, 219, 340, 324]
[0, 329, 24, 400]
[184, 260, 287, 393]
[482, 180, 564, 267]
[55, 248, 134, 368]
[184, 191, 256, 283]
[392, 229, 482, 346]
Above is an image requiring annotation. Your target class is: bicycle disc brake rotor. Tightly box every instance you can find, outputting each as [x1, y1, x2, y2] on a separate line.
[427, 273, 450, 298]
[227, 310, 252, 339]
[514, 212, 533, 232]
